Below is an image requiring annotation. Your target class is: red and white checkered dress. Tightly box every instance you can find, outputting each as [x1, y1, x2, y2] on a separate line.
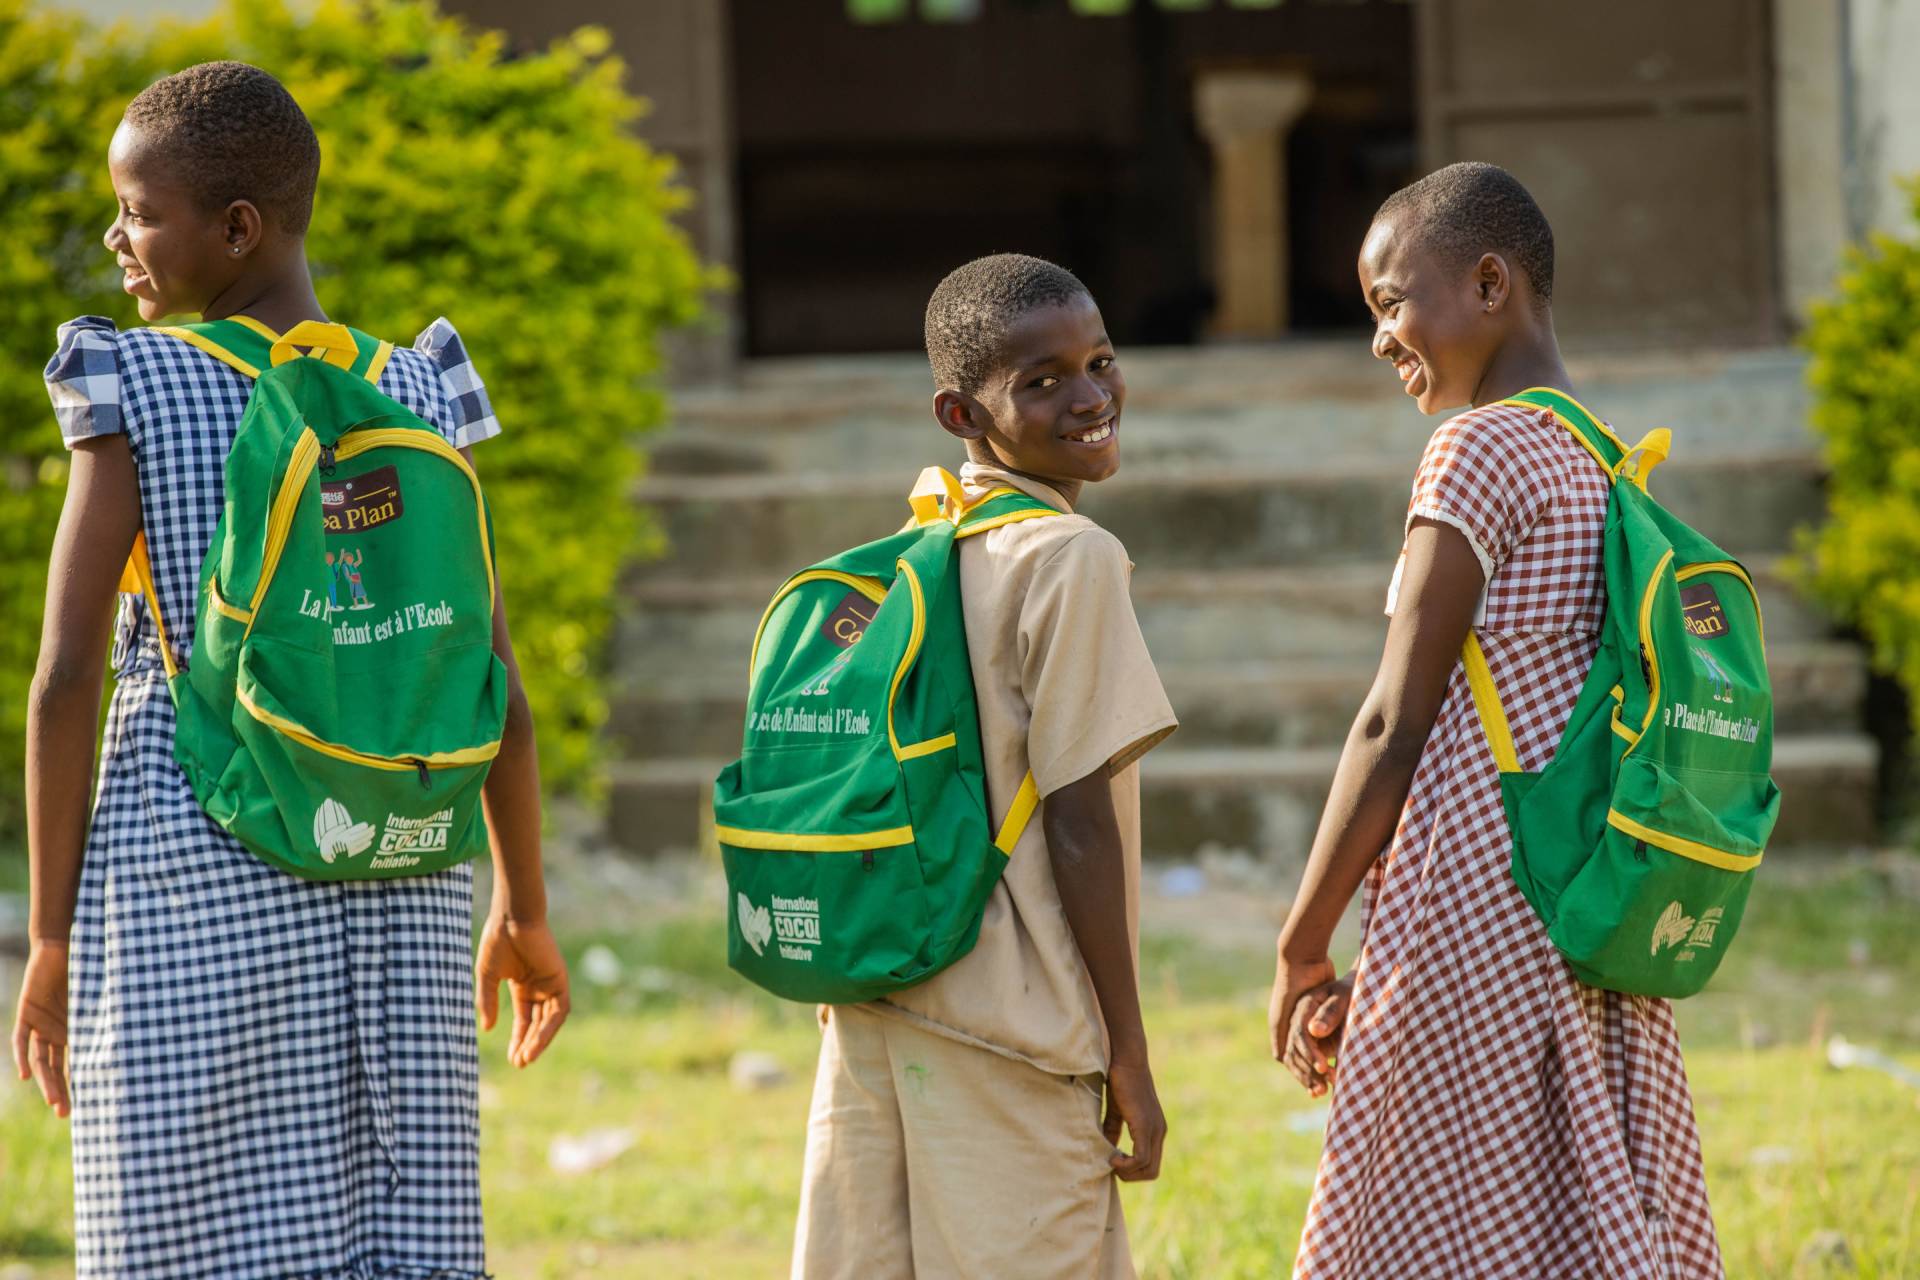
[1295, 401, 1723, 1278]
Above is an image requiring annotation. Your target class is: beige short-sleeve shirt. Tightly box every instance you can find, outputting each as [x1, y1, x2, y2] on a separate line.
[868, 462, 1178, 1077]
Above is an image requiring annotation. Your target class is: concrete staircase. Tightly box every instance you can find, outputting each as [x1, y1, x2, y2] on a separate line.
[608, 341, 1877, 862]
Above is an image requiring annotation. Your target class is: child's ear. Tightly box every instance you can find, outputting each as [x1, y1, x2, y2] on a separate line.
[933, 389, 990, 443]
[223, 198, 265, 259]
[1474, 252, 1512, 316]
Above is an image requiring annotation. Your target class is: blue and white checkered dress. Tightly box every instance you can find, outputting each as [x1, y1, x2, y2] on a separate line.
[44, 316, 503, 1279]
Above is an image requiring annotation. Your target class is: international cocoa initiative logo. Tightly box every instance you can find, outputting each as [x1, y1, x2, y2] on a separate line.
[771, 894, 823, 961]
[313, 797, 375, 863]
[371, 808, 454, 870]
[1651, 900, 1725, 963]
[737, 893, 774, 956]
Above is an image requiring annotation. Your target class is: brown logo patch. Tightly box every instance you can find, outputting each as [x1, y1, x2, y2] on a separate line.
[820, 591, 876, 649]
[322, 464, 404, 536]
[1680, 581, 1731, 641]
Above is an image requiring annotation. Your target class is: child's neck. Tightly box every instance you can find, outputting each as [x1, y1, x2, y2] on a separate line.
[970, 450, 1081, 511]
[1469, 321, 1573, 408]
[202, 255, 328, 336]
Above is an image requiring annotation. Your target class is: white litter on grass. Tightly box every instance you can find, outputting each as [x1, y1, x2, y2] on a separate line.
[547, 1127, 638, 1175]
[1747, 1145, 1797, 1167]
[632, 965, 678, 994]
[1159, 865, 1207, 898]
[1285, 1105, 1332, 1133]
[729, 1050, 788, 1092]
[580, 944, 623, 988]
[1795, 1229, 1856, 1273]
[1826, 1035, 1920, 1091]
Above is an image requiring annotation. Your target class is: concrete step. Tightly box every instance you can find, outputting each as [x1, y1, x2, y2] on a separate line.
[633, 453, 1827, 580]
[610, 643, 1865, 761]
[657, 344, 1817, 478]
[604, 732, 1877, 859]
[614, 559, 1841, 687]
[1135, 733, 1877, 863]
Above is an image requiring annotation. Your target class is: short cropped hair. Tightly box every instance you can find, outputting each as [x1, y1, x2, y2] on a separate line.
[924, 253, 1093, 394]
[1376, 162, 1554, 305]
[124, 61, 320, 235]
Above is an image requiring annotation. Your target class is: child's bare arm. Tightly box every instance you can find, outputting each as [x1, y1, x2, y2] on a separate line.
[1045, 769, 1166, 1181]
[13, 436, 139, 1114]
[461, 446, 569, 1069]
[1268, 520, 1484, 1069]
[26, 437, 137, 941]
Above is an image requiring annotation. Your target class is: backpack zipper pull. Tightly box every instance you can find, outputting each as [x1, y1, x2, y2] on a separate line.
[318, 444, 337, 476]
[414, 758, 431, 790]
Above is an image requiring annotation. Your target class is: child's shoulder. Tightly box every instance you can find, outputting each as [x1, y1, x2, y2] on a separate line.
[965, 511, 1138, 621]
[971, 506, 1125, 572]
[1427, 398, 1560, 453]
[1418, 398, 1581, 486]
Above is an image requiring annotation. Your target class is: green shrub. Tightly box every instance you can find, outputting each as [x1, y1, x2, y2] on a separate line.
[0, 0, 711, 836]
[1802, 180, 1920, 724]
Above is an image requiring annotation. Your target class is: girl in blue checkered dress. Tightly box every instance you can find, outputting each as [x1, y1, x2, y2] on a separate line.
[10, 63, 570, 1278]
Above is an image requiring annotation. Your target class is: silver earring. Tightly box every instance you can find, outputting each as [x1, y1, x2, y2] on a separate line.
[232, 247, 241, 255]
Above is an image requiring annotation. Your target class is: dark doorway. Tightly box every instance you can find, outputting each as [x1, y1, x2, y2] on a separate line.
[731, 0, 1416, 355]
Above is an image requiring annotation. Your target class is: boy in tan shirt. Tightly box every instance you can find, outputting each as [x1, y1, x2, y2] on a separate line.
[792, 255, 1178, 1280]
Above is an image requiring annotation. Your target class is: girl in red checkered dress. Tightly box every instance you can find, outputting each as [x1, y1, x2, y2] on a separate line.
[1268, 163, 1722, 1278]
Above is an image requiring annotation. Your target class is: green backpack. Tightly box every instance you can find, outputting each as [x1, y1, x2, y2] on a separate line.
[1465, 387, 1780, 997]
[714, 467, 1062, 1003]
[128, 318, 506, 880]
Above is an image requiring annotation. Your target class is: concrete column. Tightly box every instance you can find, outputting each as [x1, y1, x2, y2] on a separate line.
[1773, 0, 1850, 327]
[1194, 70, 1313, 339]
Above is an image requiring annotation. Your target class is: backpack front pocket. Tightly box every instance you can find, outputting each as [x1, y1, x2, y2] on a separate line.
[1548, 754, 1776, 996]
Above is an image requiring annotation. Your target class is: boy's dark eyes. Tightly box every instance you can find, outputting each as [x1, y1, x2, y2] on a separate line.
[1026, 355, 1114, 389]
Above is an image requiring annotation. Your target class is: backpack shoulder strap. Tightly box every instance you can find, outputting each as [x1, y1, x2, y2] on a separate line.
[954, 485, 1066, 538]
[1462, 632, 1519, 776]
[129, 319, 396, 679]
[150, 317, 394, 385]
[1498, 387, 1626, 472]
[1498, 386, 1671, 493]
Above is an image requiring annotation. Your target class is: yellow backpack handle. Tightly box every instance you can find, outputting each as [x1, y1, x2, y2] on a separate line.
[1612, 428, 1672, 493]
[269, 320, 360, 371]
[907, 465, 967, 527]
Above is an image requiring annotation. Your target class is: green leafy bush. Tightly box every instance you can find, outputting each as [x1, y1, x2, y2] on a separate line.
[1802, 181, 1920, 724]
[1789, 181, 1920, 721]
[0, 0, 710, 835]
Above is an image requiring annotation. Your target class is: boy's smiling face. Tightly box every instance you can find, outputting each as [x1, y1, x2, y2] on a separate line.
[104, 120, 245, 322]
[935, 296, 1124, 506]
[1358, 215, 1507, 415]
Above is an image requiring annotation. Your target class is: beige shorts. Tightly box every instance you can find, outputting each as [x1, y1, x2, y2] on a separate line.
[791, 1004, 1134, 1280]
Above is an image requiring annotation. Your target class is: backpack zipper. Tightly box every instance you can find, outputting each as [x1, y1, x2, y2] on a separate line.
[747, 569, 887, 677]
[246, 425, 495, 640]
[235, 682, 498, 775]
[1608, 555, 1768, 872]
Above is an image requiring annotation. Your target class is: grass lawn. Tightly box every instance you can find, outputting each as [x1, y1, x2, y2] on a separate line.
[4, 855, 1919, 1277]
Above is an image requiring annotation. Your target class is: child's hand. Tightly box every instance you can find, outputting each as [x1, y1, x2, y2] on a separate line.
[1103, 1051, 1168, 1182]
[1287, 971, 1355, 1098]
[474, 914, 570, 1068]
[1269, 953, 1336, 1072]
[10, 939, 70, 1117]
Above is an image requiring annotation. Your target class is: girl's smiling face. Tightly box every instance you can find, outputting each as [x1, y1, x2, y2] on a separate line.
[104, 120, 242, 321]
[1358, 215, 1504, 415]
